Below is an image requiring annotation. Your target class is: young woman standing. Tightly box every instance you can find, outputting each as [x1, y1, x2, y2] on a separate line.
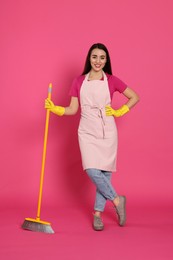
[45, 43, 139, 231]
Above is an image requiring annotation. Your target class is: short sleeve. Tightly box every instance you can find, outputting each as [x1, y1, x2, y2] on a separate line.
[107, 74, 127, 99]
[110, 75, 127, 93]
[69, 75, 85, 98]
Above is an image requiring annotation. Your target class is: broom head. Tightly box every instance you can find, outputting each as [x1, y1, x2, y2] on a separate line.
[22, 218, 54, 234]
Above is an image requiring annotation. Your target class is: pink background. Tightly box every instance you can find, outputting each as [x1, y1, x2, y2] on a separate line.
[0, 0, 173, 259]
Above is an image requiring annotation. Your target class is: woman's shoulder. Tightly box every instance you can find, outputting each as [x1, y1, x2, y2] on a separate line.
[106, 73, 127, 93]
[106, 73, 127, 84]
[105, 73, 111, 78]
[74, 74, 85, 82]
[105, 73, 119, 81]
[71, 75, 85, 88]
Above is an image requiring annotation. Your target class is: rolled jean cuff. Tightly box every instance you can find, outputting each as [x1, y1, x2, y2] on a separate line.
[94, 208, 104, 212]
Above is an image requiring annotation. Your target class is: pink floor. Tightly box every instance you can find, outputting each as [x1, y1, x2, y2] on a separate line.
[0, 202, 173, 260]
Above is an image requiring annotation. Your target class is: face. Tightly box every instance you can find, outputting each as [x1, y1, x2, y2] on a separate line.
[90, 48, 107, 72]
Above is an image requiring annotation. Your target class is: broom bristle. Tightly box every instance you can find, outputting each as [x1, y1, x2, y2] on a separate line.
[22, 219, 54, 234]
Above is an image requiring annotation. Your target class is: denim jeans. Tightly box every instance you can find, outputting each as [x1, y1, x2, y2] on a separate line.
[86, 168, 117, 212]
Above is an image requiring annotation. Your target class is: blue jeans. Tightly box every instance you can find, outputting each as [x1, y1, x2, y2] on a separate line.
[86, 168, 117, 212]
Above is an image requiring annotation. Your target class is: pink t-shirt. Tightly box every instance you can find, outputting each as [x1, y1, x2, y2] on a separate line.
[69, 73, 127, 100]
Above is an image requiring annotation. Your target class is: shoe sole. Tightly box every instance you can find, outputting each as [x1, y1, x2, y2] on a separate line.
[117, 196, 126, 227]
[92, 224, 104, 231]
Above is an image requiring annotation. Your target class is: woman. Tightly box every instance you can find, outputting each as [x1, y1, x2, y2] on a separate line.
[45, 43, 139, 231]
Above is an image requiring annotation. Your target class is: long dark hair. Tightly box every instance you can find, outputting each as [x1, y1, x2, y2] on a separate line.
[81, 43, 112, 75]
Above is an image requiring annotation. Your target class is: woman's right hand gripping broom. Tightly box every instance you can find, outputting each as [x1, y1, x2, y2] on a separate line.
[45, 98, 65, 116]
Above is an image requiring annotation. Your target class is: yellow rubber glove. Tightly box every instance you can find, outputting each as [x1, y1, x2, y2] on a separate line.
[105, 105, 129, 117]
[45, 98, 65, 116]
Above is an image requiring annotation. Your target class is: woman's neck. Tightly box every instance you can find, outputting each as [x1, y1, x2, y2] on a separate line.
[88, 70, 103, 80]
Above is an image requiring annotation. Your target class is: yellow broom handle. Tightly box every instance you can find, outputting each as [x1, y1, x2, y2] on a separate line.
[36, 83, 52, 220]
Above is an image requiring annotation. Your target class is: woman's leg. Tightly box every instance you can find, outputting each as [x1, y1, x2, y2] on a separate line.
[86, 169, 117, 230]
[86, 168, 126, 227]
[86, 169, 118, 210]
[94, 171, 114, 214]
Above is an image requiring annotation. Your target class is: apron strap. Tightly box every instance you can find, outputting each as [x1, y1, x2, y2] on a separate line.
[91, 106, 106, 138]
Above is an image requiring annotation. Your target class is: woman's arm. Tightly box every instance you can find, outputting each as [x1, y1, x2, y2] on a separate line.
[45, 96, 79, 116]
[123, 87, 140, 109]
[64, 97, 79, 115]
[105, 87, 139, 117]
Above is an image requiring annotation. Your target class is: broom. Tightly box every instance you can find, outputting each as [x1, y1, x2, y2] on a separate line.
[22, 83, 54, 234]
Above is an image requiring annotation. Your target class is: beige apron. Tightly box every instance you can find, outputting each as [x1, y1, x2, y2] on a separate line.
[78, 72, 118, 172]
